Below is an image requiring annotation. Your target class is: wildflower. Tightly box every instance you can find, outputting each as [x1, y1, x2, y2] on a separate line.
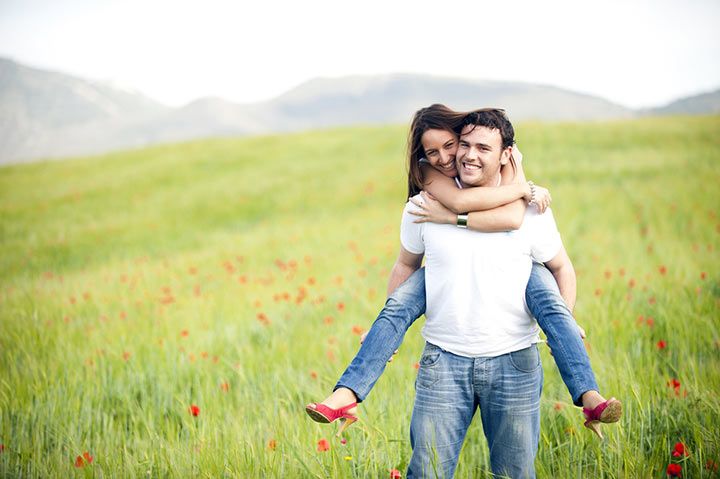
[672, 442, 689, 457]
[181, 330, 189, 338]
[188, 266, 197, 275]
[646, 317, 654, 327]
[344, 455, 353, 461]
[666, 463, 682, 477]
[317, 439, 330, 452]
[604, 270, 612, 279]
[628, 278, 636, 288]
[189, 404, 200, 417]
[122, 351, 131, 361]
[618, 268, 626, 276]
[706, 460, 719, 472]
[220, 382, 229, 392]
[413, 362, 420, 370]
[337, 302, 345, 312]
[340, 438, 347, 445]
[310, 371, 318, 380]
[0, 444, 4, 452]
[390, 469, 402, 478]
[553, 402, 565, 411]
[659, 265, 667, 275]
[351, 325, 364, 335]
[667, 378, 682, 396]
[268, 439, 277, 451]
[700, 272, 707, 280]
[324, 316, 334, 325]
[594, 288, 602, 297]
[657, 340, 667, 350]
[648, 296, 656, 305]
[307, 277, 316, 285]
[74, 451, 93, 467]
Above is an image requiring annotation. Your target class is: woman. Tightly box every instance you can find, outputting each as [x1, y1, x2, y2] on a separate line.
[306, 105, 621, 438]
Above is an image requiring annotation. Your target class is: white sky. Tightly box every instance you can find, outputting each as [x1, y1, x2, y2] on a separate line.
[1, 0, 718, 108]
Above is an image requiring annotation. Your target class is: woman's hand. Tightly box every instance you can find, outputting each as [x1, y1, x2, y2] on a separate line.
[526, 183, 552, 214]
[409, 192, 456, 225]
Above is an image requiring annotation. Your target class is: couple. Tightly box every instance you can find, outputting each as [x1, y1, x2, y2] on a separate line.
[306, 105, 622, 478]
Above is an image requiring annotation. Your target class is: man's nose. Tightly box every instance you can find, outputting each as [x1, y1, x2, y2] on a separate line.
[466, 147, 479, 160]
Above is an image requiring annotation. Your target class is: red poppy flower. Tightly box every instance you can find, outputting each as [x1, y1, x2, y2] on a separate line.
[0, 444, 4, 453]
[646, 317, 654, 327]
[700, 272, 707, 280]
[317, 439, 330, 452]
[122, 351, 131, 361]
[337, 302, 346, 312]
[706, 460, 719, 472]
[310, 371, 318, 379]
[657, 340, 667, 350]
[351, 325, 364, 335]
[74, 451, 93, 467]
[189, 404, 200, 417]
[628, 278, 636, 288]
[268, 439, 277, 451]
[604, 270, 612, 279]
[180, 330, 189, 338]
[594, 288, 602, 297]
[666, 463, 682, 477]
[220, 382, 230, 392]
[390, 469, 402, 479]
[659, 265, 667, 275]
[672, 442, 689, 457]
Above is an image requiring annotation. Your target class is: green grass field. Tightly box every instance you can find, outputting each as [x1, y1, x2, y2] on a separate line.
[1, 116, 719, 478]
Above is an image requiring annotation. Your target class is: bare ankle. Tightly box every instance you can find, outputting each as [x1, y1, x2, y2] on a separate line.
[581, 391, 606, 410]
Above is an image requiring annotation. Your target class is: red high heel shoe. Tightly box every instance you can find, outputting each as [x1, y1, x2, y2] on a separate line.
[305, 402, 358, 436]
[583, 397, 622, 439]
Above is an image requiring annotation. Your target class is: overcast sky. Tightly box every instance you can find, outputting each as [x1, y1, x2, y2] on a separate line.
[1, 0, 718, 108]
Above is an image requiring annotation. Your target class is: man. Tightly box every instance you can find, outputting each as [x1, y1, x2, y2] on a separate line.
[397, 110, 575, 478]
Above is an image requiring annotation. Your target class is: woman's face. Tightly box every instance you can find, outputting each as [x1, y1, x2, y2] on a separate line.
[421, 128, 459, 178]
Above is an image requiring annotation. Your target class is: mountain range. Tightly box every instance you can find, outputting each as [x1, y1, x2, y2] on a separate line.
[1, 57, 718, 165]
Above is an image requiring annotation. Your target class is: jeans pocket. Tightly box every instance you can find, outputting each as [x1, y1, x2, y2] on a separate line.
[509, 345, 540, 373]
[416, 343, 442, 389]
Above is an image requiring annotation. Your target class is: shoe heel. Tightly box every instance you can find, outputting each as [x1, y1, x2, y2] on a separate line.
[584, 420, 603, 439]
[336, 417, 357, 437]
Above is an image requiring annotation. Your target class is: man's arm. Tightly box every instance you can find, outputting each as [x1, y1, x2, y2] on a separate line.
[543, 245, 577, 312]
[387, 245, 424, 296]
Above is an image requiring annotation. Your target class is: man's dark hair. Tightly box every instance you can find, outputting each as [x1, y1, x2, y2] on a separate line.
[461, 108, 515, 149]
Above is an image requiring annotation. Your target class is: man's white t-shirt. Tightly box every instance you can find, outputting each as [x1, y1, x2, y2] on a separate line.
[400, 198, 562, 358]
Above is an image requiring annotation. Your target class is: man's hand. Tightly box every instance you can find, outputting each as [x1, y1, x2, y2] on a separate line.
[360, 331, 398, 362]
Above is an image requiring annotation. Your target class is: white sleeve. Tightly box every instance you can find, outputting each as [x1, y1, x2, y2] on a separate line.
[529, 207, 562, 263]
[400, 197, 425, 255]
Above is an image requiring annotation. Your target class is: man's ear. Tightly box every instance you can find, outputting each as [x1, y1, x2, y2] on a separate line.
[500, 146, 512, 165]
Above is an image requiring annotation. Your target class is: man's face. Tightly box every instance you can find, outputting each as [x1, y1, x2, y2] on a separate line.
[456, 125, 510, 187]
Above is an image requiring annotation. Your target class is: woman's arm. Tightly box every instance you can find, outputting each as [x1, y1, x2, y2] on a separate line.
[410, 192, 526, 232]
[421, 163, 530, 214]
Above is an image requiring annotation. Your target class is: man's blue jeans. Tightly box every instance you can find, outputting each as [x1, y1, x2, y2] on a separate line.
[407, 343, 543, 479]
[334, 263, 598, 407]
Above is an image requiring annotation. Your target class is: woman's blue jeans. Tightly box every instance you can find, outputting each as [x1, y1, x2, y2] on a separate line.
[334, 263, 598, 407]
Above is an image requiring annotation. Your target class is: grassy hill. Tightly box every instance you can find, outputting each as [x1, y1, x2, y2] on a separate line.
[1, 116, 719, 477]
